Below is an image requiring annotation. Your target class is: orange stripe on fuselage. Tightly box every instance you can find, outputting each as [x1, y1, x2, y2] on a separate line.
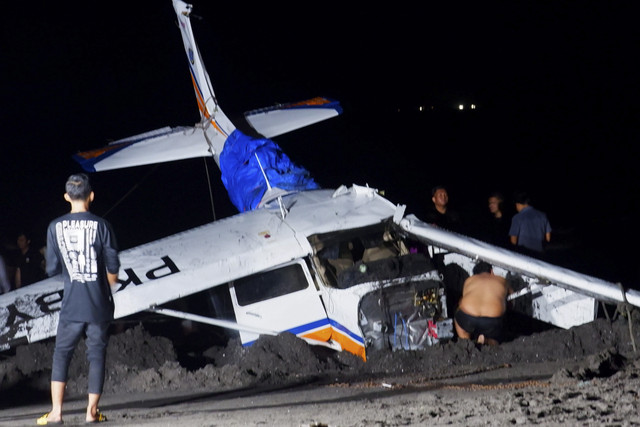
[299, 326, 366, 361]
[191, 73, 207, 115]
[330, 328, 366, 361]
[300, 327, 332, 343]
[190, 72, 227, 137]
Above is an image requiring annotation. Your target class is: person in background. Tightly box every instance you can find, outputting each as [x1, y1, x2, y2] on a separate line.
[37, 173, 120, 425]
[508, 191, 551, 255]
[486, 192, 510, 247]
[15, 231, 45, 288]
[1, 233, 19, 289]
[0, 254, 11, 294]
[424, 185, 462, 232]
[454, 261, 512, 345]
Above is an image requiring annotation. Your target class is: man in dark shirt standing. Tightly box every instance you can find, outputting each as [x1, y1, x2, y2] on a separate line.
[509, 191, 552, 256]
[486, 192, 511, 248]
[37, 174, 120, 425]
[15, 231, 45, 287]
[424, 186, 462, 232]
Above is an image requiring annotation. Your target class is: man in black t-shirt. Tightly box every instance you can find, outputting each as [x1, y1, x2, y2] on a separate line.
[38, 174, 120, 425]
[423, 185, 462, 232]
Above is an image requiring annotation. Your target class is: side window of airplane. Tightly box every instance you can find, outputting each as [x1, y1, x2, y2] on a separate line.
[233, 264, 308, 306]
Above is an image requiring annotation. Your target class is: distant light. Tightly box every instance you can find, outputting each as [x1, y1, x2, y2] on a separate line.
[419, 106, 424, 112]
[470, 104, 476, 109]
[458, 104, 464, 110]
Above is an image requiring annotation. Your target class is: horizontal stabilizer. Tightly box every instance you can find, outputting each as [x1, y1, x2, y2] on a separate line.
[245, 97, 342, 138]
[73, 126, 210, 172]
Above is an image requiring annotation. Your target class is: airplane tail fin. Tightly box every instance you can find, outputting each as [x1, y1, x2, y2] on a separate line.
[172, 0, 235, 165]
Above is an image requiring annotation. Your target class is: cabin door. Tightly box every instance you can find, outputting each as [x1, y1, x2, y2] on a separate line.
[229, 259, 331, 346]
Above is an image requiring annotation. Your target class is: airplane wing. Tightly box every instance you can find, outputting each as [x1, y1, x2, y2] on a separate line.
[244, 97, 343, 139]
[398, 215, 640, 328]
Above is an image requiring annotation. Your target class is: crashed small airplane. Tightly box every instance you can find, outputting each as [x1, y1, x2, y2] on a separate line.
[1, 0, 639, 361]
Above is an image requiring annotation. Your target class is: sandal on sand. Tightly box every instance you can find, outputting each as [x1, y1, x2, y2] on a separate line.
[36, 413, 64, 425]
[86, 409, 107, 423]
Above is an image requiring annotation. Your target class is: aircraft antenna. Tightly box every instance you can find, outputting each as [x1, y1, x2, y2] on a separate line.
[254, 153, 288, 219]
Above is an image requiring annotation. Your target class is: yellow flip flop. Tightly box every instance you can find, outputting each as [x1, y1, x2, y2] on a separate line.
[36, 412, 64, 425]
[85, 409, 108, 423]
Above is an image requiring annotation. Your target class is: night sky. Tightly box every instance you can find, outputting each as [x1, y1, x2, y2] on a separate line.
[1, 2, 638, 284]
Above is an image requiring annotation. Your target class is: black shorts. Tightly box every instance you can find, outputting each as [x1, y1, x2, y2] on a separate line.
[454, 309, 504, 342]
[52, 319, 110, 393]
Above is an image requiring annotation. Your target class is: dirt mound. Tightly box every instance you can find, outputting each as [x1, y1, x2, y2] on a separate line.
[1, 307, 638, 405]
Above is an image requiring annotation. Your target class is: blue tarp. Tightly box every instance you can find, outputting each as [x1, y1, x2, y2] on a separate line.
[219, 130, 320, 212]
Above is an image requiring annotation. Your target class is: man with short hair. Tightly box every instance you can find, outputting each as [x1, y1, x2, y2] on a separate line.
[38, 173, 120, 425]
[424, 185, 462, 232]
[508, 191, 551, 255]
[486, 192, 510, 247]
[454, 261, 512, 346]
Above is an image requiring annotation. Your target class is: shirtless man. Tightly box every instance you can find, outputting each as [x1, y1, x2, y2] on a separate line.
[454, 261, 512, 345]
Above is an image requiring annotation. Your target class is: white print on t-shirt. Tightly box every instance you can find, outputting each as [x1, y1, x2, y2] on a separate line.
[55, 219, 99, 283]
